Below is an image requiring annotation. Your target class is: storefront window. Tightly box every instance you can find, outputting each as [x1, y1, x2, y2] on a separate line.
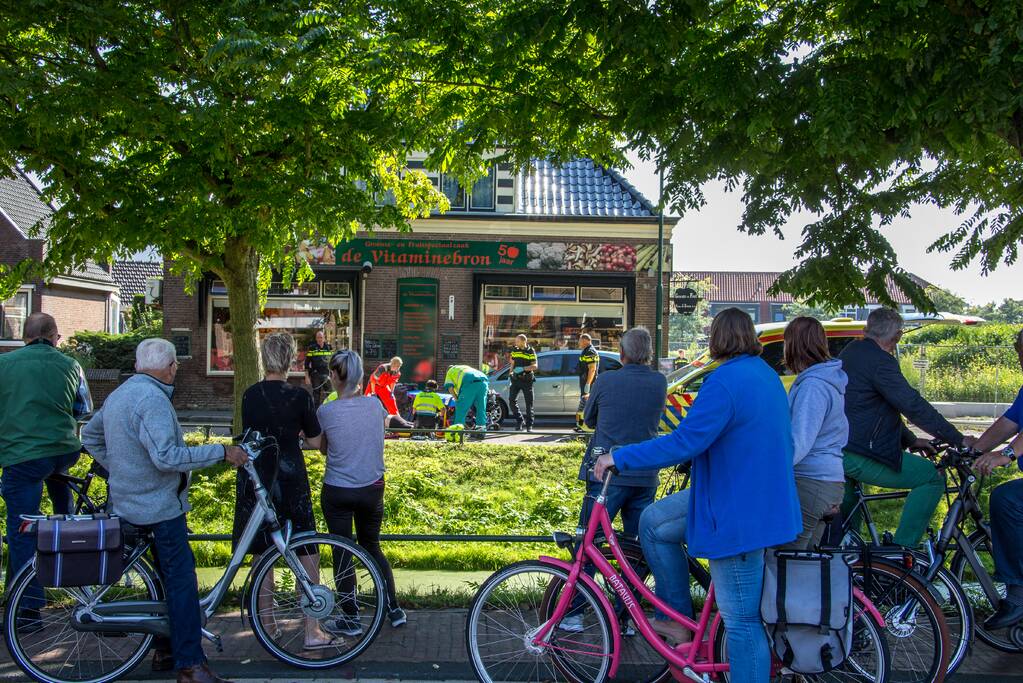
[579, 286, 624, 302]
[483, 284, 528, 300]
[209, 298, 352, 374]
[532, 286, 576, 301]
[0, 291, 29, 340]
[482, 300, 626, 368]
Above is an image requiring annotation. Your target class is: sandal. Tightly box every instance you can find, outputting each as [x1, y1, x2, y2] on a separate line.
[303, 636, 338, 650]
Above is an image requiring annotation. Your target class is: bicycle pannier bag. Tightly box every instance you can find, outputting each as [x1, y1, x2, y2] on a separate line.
[761, 550, 853, 674]
[35, 514, 124, 588]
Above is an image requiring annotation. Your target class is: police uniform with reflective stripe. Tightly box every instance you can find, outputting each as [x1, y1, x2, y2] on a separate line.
[304, 342, 333, 405]
[509, 345, 537, 430]
[576, 344, 599, 427]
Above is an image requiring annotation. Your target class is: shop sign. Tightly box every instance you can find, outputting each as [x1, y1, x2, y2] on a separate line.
[336, 239, 528, 269]
[673, 287, 701, 315]
[315, 238, 671, 273]
[397, 278, 439, 383]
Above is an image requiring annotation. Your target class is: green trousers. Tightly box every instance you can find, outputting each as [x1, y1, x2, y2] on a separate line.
[841, 450, 946, 547]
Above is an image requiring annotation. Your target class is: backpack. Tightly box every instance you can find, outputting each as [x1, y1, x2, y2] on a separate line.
[761, 549, 853, 674]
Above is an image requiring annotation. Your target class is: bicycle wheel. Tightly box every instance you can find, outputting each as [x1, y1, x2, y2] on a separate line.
[713, 599, 890, 683]
[950, 529, 1023, 654]
[466, 560, 613, 683]
[851, 558, 950, 683]
[3, 556, 161, 683]
[246, 533, 386, 668]
[539, 542, 670, 683]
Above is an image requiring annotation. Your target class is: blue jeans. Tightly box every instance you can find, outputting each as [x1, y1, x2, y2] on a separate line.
[578, 481, 657, 538]
[710, 550, 770, 683]
[454, 378, 488, 431]
[2, 451, 80, 596]
[990, 478, 1023, 587]
[639, 490, 694, 620]
[141, 514, 206, 670]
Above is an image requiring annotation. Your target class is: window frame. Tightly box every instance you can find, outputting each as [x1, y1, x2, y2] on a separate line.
[0, 288, 32, 344]
[531, 285, 577, 302]
[469, 166, 497, 211]
[579, 286, 625, 303]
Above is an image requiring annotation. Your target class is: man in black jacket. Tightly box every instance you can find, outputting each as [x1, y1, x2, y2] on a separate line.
[839, 307, 975, 547]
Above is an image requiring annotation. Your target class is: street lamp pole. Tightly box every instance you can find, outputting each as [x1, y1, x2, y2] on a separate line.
[654, 164, 665, 364]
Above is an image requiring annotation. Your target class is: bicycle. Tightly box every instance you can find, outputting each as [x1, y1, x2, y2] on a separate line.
[842, 440, 1023, 659]
[465, 466, 892, 683]
[3, 431, 387, 683]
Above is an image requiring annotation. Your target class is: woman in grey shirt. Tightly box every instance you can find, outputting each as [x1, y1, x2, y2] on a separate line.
[318, 350, 405, 633]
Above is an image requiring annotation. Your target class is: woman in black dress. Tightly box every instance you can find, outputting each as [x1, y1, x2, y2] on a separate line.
[233, 331, 334, 649]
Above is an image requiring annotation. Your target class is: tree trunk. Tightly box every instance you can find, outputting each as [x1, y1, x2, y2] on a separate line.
[218, 238, 262, 432]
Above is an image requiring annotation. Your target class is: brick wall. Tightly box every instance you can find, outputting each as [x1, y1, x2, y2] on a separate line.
[40, 286, 110, 339]
[164, 232, 671, 411]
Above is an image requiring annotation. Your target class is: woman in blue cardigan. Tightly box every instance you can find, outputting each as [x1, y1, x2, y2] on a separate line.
[595, 308, 801, 683]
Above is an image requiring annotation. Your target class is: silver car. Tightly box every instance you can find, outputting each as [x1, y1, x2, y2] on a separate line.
[489, 349, 623, 421]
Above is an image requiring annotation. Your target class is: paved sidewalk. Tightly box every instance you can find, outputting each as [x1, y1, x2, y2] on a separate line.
[2, 609, 1020, 682]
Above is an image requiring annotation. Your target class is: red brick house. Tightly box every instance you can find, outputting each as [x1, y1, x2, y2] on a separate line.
[162, 157, 678, 410]
[0, 169, 120, 349]
[680, 271, 933, 324]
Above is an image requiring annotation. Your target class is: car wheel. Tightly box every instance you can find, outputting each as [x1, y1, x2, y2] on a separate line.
[490, 400, 507, 430]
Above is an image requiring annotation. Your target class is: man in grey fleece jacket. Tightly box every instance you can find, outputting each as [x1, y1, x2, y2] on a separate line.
[82, 339, 246, 683]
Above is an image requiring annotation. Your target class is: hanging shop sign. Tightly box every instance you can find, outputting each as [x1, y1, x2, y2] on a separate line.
[673, 287, 701, 315]
[397, 278, 439, 384]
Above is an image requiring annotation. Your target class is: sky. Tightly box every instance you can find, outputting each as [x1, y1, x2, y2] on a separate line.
[624, 153, 1022, 306]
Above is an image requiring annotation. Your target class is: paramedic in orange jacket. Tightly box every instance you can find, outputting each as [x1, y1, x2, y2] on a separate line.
[365, 356, 403, 415]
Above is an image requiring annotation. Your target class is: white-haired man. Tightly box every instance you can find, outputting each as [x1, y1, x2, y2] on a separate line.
[82, 338, 247, 683]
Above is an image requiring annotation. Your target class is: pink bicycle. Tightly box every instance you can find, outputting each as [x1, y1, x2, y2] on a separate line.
[465, 469, 891, 683]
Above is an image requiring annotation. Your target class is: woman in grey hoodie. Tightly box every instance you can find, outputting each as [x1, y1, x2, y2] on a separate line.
[783, 317, 850, 549]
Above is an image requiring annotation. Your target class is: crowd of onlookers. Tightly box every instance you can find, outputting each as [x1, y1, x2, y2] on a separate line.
[2, 308, 1021, 683]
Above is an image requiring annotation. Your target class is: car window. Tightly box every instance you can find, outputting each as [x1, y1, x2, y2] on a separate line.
[537, 354, 564, 377]
[760, 341, 786, 375]
[599, 356, 622, 373]
[495, 368, 510, 380]
[828, 336, 855, 360]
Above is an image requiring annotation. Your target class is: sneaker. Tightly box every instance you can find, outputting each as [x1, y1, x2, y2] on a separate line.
[558, 614, 584, 632]
[525, 426, 533, 433]
[515, 422, 524, 432]
[325, 614, 363, 637]
[572, 426, 586, 433]
[388, 607, 408, 628]
[622, 622, 637, 637]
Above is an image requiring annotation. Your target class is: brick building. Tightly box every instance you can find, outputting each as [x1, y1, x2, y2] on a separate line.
[162, 158, 678, 410]
[681, 271, 933, 324]
[1, 168, 120, 349]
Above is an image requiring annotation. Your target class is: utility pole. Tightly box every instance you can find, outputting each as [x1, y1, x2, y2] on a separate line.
[654, 164, 665, 364]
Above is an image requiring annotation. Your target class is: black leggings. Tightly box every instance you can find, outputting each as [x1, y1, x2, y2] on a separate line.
[321, 482, 398, 610]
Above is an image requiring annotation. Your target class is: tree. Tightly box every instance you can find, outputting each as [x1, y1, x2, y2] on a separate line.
[399, 0, 1023, 310]
[781, 301, 840, 321]
[924, 287, 969, 315]
[0, 1, 490, 426]
[668, 277, 714, 352]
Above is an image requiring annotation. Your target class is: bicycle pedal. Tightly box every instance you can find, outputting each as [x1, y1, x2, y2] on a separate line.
[680, 666, 710, 683]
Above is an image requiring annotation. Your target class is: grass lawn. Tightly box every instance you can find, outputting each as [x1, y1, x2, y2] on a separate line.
[5, 437, 1019, 575]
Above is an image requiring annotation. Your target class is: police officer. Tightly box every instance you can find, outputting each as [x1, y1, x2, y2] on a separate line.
[304, 330, 333, 407]
[509, 334, 538, 432]
[574, 333, 599, 432]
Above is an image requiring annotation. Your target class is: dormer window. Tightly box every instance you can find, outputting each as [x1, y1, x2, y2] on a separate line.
[438, 166, 496, 212]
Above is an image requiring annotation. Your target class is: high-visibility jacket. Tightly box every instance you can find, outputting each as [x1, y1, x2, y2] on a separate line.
[412, 391, 446, 416]
[443, 365, 487, 396]
[366, 364, 401, 414]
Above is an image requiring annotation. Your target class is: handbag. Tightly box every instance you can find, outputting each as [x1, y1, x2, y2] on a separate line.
[35, 514, 125, 588]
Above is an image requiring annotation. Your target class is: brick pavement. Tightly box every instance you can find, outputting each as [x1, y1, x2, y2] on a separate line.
[2, 608, 1021, 681]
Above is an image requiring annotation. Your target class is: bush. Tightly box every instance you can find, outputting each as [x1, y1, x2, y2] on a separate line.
[62, 322, 162, 372]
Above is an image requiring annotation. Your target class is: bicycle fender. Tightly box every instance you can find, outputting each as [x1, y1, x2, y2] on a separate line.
[538, 555, 622, 678]
[853, 586, 886, 628]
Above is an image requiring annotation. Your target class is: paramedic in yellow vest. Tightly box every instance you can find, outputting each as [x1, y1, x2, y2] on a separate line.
[413, 379, 446, 430]
[509, 334, 538, 432]
[444, 364, 489, 431]
[304, 330, 333, 406]
[574, 333, 599, 431]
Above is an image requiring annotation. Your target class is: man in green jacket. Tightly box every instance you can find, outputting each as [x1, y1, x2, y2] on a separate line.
[0, 313, 92, 588]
